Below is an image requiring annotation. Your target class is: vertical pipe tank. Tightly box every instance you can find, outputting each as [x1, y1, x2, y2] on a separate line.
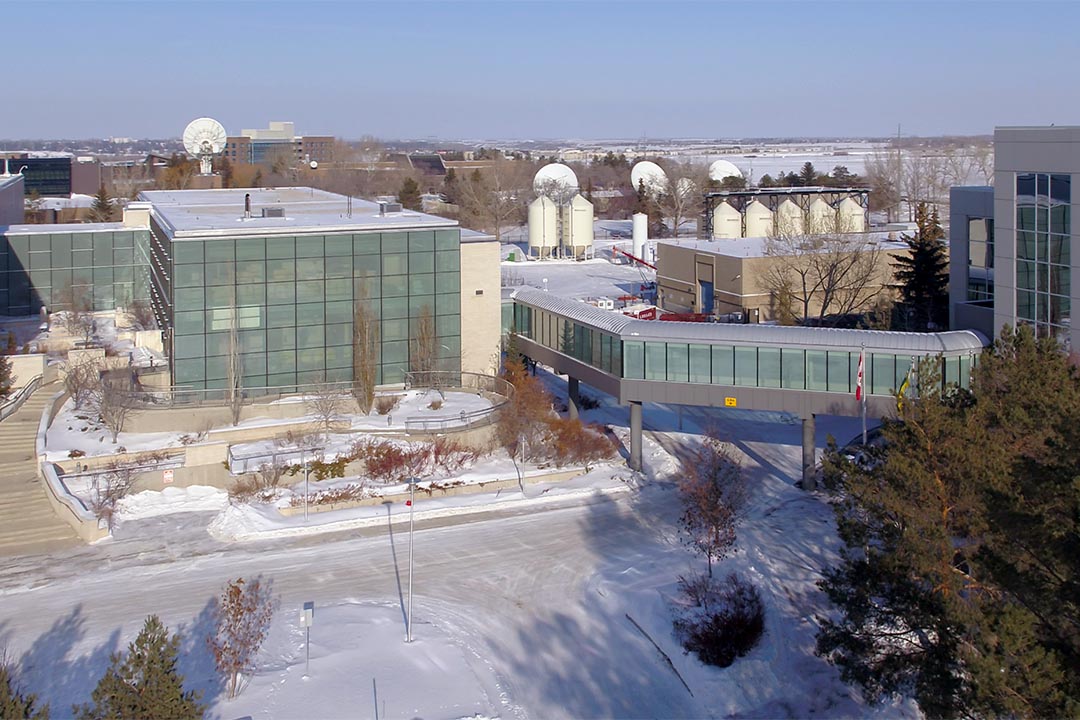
[528, 195, 557, 258]
[632, 212, 647, 258]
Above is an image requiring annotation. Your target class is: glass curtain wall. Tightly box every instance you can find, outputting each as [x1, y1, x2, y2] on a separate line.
[0, 228, 149, 315]
[169, 228, 461, 390]
[1016, 173, 1071, 338]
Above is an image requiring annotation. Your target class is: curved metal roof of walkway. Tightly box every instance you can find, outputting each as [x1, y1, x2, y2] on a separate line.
[511, 288, 988, 354]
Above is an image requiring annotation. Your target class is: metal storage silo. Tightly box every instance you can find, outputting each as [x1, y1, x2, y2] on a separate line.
[712, 201, 742, 239]
[561, 193, 594, 259]
[839, 197, 867, 232]
[808, 198, 835, 233]
[744, 200, 773, 237]
[776, 199, 805, 236]
[528, 195, 557, 258]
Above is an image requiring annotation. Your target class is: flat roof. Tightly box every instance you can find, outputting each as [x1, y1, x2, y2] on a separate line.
[657, 232, 907, 259]
[1, 222, 127, 235]
[140, 187, 458, 239]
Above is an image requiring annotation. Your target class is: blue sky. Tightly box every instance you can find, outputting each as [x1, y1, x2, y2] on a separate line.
[5, 0, 1076, 140]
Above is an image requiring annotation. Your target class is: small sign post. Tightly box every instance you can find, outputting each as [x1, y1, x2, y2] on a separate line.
[300, 601, 314, 678]
[163, 468, 174, 484]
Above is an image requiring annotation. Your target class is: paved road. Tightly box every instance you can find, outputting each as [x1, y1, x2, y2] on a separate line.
[0, 485, 696, 719]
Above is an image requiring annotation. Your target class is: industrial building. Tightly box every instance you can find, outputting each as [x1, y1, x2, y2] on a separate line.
[655, 234, 908, 322]
[0, 186, 501, 391]
[703, 187, 869, 240]
[526, 193, 595, 259]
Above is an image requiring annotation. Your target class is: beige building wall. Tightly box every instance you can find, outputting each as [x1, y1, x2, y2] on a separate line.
[658, 240, 908, 322]
[458, 238, 501, 375]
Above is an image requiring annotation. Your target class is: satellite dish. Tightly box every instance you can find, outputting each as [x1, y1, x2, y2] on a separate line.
[532, 163, 578, 197]
[708, 159, 743, 182]
[630, 161, 667, 195]
[183, 117, 228, 175]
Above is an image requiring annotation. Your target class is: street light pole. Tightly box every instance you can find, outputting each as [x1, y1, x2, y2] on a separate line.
[303, 449, 310, 523]
[407, 478, 415, 643]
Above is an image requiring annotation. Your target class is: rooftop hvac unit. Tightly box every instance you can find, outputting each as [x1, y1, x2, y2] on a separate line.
[261, 207, 285, 218]
[379, 201, 403, 214]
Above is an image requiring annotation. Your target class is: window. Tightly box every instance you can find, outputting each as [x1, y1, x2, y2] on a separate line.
[645, 342, 666, 381]
[734, 347, 756, 386]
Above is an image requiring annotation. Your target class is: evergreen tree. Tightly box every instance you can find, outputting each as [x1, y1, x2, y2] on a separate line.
[817, 327, 1080, 717]
[442, 168, 460, 205]
[87, 185, 114, 224]
[798, 162, 818, 186]
[76, 615, 204, 720]
[893, 203, 949, 330]
[0, 664, 48, 719]
[398, 177, 422, 210]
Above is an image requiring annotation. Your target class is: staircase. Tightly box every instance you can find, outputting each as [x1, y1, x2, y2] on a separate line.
[0, 387, 80, 556]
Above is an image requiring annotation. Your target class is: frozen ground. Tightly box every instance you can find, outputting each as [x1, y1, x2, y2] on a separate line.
[0, 375, 906, 719]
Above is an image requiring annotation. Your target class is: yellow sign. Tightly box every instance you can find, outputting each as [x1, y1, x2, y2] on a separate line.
[724, 397, 737, 407]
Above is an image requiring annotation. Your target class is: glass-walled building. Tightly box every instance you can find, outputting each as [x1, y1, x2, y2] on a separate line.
[0, 223, 150, 315]
[142, 188, 463, 390]
[509, 288, 986, 398]
[992, 127, 1079, 350]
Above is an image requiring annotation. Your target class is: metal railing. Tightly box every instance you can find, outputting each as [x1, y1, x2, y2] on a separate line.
[0, 375, 43, 422]
[122, 380, 357, 408]
[402, 371, 513, 433]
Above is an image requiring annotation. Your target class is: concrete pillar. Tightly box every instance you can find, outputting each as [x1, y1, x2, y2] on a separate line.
[567, 376, 580, 421]
[801, 414, 816, 490]
[630, 401, 643, 472]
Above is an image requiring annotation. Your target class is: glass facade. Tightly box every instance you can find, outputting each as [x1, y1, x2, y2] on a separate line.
[1016, 173, 1071, 338]
[966, 217, 994, 303]
[512, 301, 975, 395]
[152, 222, 461, 390]
[0, 228, 150, 315]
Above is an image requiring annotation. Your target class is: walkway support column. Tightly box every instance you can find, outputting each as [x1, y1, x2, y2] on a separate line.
[567, 376, 580, 421]
[801, 413, 816, 490]
[630, 401, 643, 472]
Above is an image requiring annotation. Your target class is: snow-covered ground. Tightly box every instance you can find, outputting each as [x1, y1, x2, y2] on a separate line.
[2, 370, 907, 719]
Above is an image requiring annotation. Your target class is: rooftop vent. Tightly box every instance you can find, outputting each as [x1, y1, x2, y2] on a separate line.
[261, 207, 285, 218]
[378, 201, 403, 215]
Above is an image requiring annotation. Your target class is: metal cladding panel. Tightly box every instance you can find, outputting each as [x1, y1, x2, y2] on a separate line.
[712, 202, 742, 239]
[512, 288, 988, 354]
[744, 201, 773, 238]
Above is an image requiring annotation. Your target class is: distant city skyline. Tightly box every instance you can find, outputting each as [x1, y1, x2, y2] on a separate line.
[4, 0, 1076, 141]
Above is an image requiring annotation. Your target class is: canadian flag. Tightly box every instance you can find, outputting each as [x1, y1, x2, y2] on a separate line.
[855, 349, 865, 402]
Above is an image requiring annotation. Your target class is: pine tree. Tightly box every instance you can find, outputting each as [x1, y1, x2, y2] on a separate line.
[893, 203, 949, 331]
[798, 161, 818, 186]
[398, 177, 422, 210]
[87, 185, 114, 224]
[76, 615, 204, 720]
[0, 664, 48, 719]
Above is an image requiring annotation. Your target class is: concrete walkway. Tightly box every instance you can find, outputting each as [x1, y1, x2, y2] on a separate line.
[0, 386, 80, 556]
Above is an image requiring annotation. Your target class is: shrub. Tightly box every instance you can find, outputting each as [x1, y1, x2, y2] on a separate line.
[358, 439, 430, 483]
[672, 572, 764, 668]
[288, 482, 370, 507]
[545, 418, 617, 469]
[207, 577, 275, 700]
[68, 449, 86, 459]
[374, 395, 401, 415]
[228, 470, 283, 504]
[431, 436, 482, 475]
[428, 399, 443, 410]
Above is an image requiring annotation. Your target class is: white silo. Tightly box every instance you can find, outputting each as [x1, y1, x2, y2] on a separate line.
[712, 201, 742, 239]
[808, 198, 835, 234]
[744, 200, 773, 237]
[632, 212, 648, 258]
[776, 199, 805, 236]
[528, 195, 558, 258]
[560, 193, 594, 259]
[839, 197, 867, 232]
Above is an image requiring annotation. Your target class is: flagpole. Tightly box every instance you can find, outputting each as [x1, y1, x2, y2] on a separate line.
[860, 345, 867, 446]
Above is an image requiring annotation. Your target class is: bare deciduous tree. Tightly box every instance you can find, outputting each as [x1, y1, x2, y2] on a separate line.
[89, 460, 139, 530]
[65, 358, 100, 410]
[95, 375, 137, 442]
[410, 305, 437, 388]
[679, 431, 747, 577]
[457, 157, 531, 242]
[352, 282, 380, 414]
[307, 380, 344, 439]
[207, 577, 275, 700]
[763, 213, 884, 325]
[226, 302, 243, 426]
[656, 161, 708, 238]
[56, 284, 95, 345]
